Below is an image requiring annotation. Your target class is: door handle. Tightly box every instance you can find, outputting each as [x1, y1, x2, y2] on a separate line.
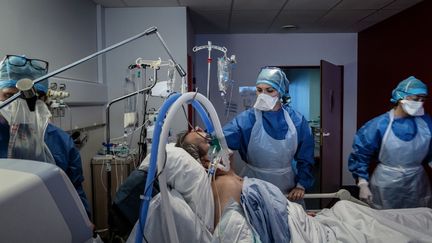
[319, 131, 330, 144]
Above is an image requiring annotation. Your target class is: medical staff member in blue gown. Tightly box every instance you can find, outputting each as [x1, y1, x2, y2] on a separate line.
[223, 66, 315, 201]
[348, 76, 432, 209]
[0, 54, 91, 217]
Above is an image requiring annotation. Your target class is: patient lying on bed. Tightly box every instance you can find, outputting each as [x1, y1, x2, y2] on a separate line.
[176, 128, 292, 242]
[177, 129, 432, 243]
[175, 129, 243, 225]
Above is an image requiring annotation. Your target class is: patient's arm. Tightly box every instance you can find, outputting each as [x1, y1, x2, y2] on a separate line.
[211, 173, 243, 226]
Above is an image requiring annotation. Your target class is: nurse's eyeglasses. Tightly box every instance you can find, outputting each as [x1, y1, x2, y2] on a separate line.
[2, 55, 49, 71]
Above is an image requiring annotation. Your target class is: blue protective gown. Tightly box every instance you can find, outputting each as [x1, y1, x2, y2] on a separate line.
[0, 121, 91, 216]
[348, 110, 432, 209]
[223, 105, 315, 190]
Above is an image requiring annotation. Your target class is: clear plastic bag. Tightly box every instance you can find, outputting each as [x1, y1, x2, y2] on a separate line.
[124, 70, 138, 134]
[0, 98, 55, 163]
[217, 56, 233, 96]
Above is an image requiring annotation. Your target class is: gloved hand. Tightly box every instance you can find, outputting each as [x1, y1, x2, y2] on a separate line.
[358, 178, 373, 205]
[287, 185, 305, 201]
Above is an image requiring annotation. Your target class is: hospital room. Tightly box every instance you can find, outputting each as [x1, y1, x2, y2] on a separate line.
[1, 0, 432, 242]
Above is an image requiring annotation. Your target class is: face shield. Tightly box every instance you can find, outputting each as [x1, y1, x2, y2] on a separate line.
[0, 55, 54, 163]
[0, 98, 55, 163]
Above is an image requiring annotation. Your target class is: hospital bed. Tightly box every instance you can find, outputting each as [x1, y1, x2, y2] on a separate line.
[126, 91, 432, 243]
[127, 143, 432, 243]
[0, 159, 95, 243]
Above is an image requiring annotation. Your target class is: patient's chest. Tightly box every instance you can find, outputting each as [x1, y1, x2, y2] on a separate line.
[213, 174, 243, 203]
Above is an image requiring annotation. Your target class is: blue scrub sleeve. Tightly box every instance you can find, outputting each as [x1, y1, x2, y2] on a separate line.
[68, 143, 91, 217]
[292, 113, 315, 189]
[0, 120, 9, 157]
[348, 114, 388, 181]
[420, 115, 432, 164]
[45, 125, 91, 218]
[223, 117, 243, 151]
[223, 109, 255, 162]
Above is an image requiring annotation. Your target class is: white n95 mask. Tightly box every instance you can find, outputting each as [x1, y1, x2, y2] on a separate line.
[400, 99, 424, 116]
[253, 93, 279, 111]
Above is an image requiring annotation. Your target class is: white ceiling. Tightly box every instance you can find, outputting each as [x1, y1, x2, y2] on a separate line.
[91, 0, 423, 33]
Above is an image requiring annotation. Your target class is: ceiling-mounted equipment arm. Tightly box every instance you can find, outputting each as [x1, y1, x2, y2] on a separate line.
[155, 32, 187, 78]
[0, 26, 158, 110]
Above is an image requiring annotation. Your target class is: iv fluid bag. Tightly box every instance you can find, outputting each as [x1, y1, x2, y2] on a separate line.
[124, 70, 138, 130]
[124, 74, 137, 113]
[167, 67, 176, 93]
[124, 112, 138, 130]
[217, 56, 233, 96]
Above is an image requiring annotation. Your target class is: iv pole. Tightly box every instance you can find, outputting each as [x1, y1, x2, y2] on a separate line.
[192, 41, 227, 99]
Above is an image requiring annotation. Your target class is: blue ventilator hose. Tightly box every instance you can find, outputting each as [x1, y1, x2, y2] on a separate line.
[192, 99, 214, 133]
[135, 93, 214, 242]
[135, 93, 220, 242]
[135, 93, 181, 243]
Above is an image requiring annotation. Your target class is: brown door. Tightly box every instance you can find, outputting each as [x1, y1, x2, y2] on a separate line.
[320, 60, 343, 207]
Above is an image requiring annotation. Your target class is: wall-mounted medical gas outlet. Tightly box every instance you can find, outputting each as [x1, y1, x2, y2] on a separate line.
[47, 82, 71, 117]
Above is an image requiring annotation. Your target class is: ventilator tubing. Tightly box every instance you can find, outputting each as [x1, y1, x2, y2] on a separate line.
[191, 99, 215, 133]
[135, 92, 230, 243]
[167, 92, 230, 172]
[135, 93, 180, 243]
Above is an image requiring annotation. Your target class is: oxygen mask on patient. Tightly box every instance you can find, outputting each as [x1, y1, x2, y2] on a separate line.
[206, 134, 230, 176]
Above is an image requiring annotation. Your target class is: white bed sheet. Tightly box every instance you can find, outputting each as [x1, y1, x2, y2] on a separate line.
[127, 189, 212, 243]
[212, 199, 259, 243]
[288, 200, 432, 243]
[127, 189, 256, 243]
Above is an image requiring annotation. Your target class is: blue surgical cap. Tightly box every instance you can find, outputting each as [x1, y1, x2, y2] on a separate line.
[390, 76, 428, 103]
[0, 55, 49, 94]
[256, 67, 290, 100]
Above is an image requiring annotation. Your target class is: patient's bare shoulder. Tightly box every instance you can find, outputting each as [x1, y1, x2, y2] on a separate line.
[214, 173, 243, 188]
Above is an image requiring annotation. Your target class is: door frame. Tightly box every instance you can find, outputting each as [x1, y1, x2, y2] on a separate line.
[279, 65, 321, 193]
[320, 60, 344, 207]
[280, 63, 344, 208]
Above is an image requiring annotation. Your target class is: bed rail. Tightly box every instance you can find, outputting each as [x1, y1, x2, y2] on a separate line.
[300, 189, 369, 207]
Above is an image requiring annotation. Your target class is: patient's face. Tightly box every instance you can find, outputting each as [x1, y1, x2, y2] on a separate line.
[185, 131, 211, 157]
[184, 131, 212, 169]
[185, 131, 230, 176]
